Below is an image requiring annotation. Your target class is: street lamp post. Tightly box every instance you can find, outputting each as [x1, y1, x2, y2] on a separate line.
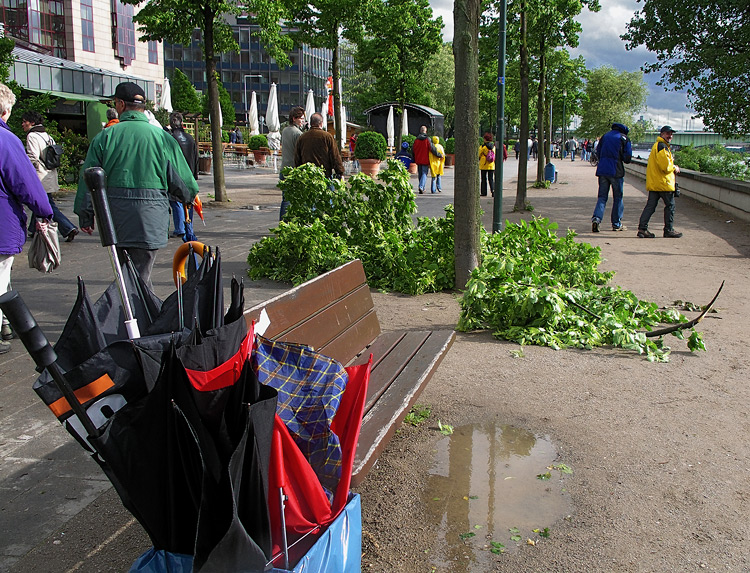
[562, 89, 567, 158]
[243, 74, 263, 125]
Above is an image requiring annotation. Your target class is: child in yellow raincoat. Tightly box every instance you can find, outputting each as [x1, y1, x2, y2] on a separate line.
[429, 136, 445, 194]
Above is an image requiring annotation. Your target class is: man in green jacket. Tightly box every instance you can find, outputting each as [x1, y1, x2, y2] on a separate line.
[637, 125, 682, 238]
[75, 82, 199, 287]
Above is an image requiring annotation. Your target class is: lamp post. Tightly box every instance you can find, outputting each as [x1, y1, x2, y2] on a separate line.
[492, 0, 508, 233]
[243, 74, 263, 125]
[562, 89, 567, 158]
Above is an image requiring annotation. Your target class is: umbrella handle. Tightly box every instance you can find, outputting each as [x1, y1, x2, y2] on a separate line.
[84, 167, 117, 247]
[0, 291, 99, 438]
[172, 240, 206, 287]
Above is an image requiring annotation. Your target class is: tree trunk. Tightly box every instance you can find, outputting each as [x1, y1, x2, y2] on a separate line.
[204, 9, 227, 202]
[332, 37, 342, 148]
[515, 1, 529, 210]
[536, 38, 546, 184]
[453, 0, 482, 289]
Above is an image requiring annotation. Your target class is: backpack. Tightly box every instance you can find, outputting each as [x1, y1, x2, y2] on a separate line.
[41, 135, 63, 170]
[485, 146, 495, 163]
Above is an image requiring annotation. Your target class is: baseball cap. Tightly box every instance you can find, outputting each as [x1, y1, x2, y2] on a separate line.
[110, 82, 146, 103]
[660, 125, 676, 134]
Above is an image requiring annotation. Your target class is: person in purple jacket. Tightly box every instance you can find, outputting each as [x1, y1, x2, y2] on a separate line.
[0, 83, 53, 354]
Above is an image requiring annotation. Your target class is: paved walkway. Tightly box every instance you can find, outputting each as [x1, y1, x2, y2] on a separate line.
[1, 157, 748, 571]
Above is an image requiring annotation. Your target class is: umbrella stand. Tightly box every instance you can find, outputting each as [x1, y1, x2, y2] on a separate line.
[0, 291, 99, 438]
[84, 167, 140, 340]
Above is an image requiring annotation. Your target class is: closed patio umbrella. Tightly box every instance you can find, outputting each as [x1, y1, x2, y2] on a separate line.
[266, 83, 281, 150]
[248, 92, 259, 136]
[305, 90, 316, 128]
[161, 78, 173, 113]
[401, 107, 409, 137]
[386, 105, 394, 150]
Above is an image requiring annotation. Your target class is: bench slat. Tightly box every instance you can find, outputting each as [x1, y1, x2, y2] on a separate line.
[351, 329, 456, 485]
[363, 331, 430, 415]
[244, 260, 369, 342]
[320, 311, 382, 366]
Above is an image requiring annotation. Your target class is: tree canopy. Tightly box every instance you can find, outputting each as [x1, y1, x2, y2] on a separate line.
[356, 0, 443, 115]
[577, 65, 649, 141]
[170, 68, 202, 115]
[622, 0, 750, 136]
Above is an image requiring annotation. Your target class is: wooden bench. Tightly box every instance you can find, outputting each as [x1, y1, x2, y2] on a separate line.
[244, 259, 455, 486]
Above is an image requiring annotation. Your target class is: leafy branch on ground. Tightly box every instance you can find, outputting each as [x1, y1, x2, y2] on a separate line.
[247, 161, 454, 294]
[457, 218, 706, 361]
[404, 404, 431, 426]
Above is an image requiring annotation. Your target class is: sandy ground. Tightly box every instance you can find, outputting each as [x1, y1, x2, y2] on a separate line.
[355, 159, 750, 572]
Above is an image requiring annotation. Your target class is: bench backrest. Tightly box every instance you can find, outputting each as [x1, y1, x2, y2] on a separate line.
[244, 260, 381, 365]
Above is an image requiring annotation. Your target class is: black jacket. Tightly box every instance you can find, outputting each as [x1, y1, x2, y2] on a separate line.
[170, 127, 199, 179]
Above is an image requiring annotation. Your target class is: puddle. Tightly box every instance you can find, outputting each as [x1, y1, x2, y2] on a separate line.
[423, 423, 572, 571]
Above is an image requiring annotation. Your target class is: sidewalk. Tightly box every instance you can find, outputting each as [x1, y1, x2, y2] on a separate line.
[2, 157, 749, 571]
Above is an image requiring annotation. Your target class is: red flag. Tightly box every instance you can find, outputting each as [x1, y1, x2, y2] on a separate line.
[327, 94, 334, 118]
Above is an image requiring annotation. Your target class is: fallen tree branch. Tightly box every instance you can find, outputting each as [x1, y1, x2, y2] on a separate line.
[645, 281, 724, 338]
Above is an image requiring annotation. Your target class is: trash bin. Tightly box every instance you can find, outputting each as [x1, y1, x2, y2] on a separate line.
[544, 162, 556, 183]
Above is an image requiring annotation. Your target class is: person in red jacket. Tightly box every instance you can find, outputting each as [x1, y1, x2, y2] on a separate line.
[412, 125, 442, 194]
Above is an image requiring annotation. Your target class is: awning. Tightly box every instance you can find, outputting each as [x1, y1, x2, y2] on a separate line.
[25, 88, 108, 103]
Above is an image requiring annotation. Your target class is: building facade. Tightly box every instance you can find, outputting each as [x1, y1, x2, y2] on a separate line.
[164, 20, 354, 126]
[1, 0, 164, 105]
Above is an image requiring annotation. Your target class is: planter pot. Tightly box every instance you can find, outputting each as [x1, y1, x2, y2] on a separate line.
[408, 162, 418, 175]
[358, 158, 382, 177]
[445, 154, 455, 167]
[252, 150, 269, 163]
[198, 156, 212, 174]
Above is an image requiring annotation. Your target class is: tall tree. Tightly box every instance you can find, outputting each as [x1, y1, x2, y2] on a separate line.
[578, 66, 649, 141]
[357, 0, 443, 142]
[125, 0, 291, 202]
[201, 74, 236, 126]
[453, 0, 482, 288]
[622, 0, 750, 137]
[423, 42, 455, 135]
[171, 68, 202, 114]
[285, 0, 369, 147]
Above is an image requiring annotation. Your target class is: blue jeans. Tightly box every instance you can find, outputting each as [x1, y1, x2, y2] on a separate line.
[571, 149, 576, 161]
[431, 175, 442, 193]
[279, 172, 290, 220]
[592, 176, 624, 228]
[169, 200, 185, 235]
[638, 191, 676, 232]
[417, 164, 429, 191]
[29, 194, 76, 237]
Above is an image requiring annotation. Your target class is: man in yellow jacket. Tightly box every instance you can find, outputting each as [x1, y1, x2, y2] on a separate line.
[637, 125, 682, 238]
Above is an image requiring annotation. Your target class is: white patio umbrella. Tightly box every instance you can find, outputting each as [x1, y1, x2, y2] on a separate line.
[386, 105, 395, 149]
[305, 89, 316, 127]
[266, 83, 281, 149]
[160, 78, 173, 112]
[401, 107, 409, 137]
[248, 91, 259, 136]
[321, 100, 328, 132]
[339, 104, 347, 149]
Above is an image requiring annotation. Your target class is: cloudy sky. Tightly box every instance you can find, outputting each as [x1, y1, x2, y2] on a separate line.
[429, 0, 704, 130]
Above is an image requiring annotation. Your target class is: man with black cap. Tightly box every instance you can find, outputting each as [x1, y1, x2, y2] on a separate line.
[591, 122, 632, 232]
[74, 82, 199, 287]
[637, 125, 682, 238]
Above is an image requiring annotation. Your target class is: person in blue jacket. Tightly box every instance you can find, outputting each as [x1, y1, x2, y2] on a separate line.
[0, 83, 53, 354]
[591, 123, 632, 232]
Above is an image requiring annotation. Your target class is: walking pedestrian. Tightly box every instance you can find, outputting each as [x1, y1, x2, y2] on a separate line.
[294, 112, 344, 179]
[279, 106, 305, 219]
[412, 125, 435, 194]
[0, 83, 53, 354]
[479, 133, 496, 197]
[569, 136, 578, 161]
[591, 123, 632, 232]
[514, 140, 520, 160]
[429, 136, 445, 193]
[637, 126, 683, 238]
[21, 111, 80, 242]
[74, 82, 199, 289]
[167, 112, 199, 239]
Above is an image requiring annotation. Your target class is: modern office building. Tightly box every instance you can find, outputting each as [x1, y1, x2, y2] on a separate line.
[164, 18, 355, 126]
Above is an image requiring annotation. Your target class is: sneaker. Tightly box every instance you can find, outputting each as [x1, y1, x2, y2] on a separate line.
[637, 229, 655, 238]
[418, 189, 424, 194]
[65, 228, 79, 242]
[663, 229, 683, 238]
[592, 221, 600, 233]
[1, 323, 12, 341]
[170, 231, 185, 239]
[612, 225, 627, 231]
[0, 340, 10, 355]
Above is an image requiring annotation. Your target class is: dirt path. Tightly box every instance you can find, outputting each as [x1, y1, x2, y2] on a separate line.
[356, 159, 750, 572]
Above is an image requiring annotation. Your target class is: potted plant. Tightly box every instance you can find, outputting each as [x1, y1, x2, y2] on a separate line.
[248, 134, 269, 163]
[444, 137, 455, 167]
[354, 131, 387, 176]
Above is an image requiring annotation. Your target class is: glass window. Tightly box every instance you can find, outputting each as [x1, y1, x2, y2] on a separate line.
[148, 40, 158, 64]
[80, 0, 94, 52]
[112, 0, 136, 66]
